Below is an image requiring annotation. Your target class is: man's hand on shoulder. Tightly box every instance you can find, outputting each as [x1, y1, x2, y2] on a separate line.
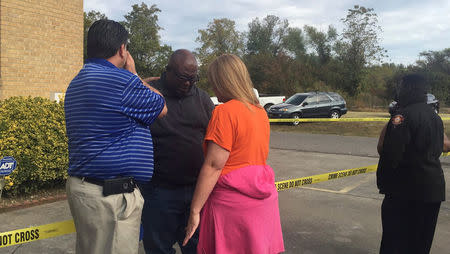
[139, 76, 167, 119]
[143, 77, 160, 83]
[141, 78, 163, 97]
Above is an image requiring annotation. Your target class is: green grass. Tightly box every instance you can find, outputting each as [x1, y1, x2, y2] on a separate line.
[270, 111, 450, 138]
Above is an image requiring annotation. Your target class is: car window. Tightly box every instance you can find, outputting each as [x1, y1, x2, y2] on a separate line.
[317, 94, 331, 104]
[304, 96, 318, 105]
[329, 93, 343, 101]
[427, 94, 435, 101]
[285, 94, 307, 105]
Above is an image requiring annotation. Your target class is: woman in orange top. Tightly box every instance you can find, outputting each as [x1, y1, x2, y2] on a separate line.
[183, 54, 284, 254]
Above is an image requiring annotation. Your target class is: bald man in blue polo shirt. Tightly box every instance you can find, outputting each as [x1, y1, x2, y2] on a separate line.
[64, 19, 167, 254]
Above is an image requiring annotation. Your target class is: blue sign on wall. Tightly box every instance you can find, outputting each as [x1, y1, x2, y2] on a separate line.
[0, 156, 17, 176]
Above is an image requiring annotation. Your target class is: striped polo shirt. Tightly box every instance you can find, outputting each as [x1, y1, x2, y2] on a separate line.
[64, 58, 164, 182]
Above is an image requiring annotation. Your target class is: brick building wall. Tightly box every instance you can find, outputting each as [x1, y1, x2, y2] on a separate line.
[0, 0, 83, 100]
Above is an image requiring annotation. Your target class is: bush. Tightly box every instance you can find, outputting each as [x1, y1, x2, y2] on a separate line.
[0, 97, 68, 197]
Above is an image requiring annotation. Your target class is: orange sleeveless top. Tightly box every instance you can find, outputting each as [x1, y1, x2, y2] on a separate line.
[204, 99, 270, 176]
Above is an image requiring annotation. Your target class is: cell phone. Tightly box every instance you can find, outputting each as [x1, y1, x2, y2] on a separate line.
[102, 177, 135, 196]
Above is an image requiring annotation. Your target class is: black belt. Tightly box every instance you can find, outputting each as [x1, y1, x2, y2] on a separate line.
[76, 176, 105, 186]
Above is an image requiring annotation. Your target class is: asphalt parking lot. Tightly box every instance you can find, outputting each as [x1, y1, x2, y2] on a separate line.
[1, 132, 449, 254]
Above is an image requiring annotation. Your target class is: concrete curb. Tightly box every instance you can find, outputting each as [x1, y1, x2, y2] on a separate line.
[0, 194, 67, 213]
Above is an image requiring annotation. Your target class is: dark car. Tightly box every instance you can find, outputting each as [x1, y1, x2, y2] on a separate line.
[388, 93, 439, 115]
[267, 92, 347, 126]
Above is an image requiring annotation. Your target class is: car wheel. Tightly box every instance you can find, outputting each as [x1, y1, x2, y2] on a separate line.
[329, 110, 340, 119]
[264, 103, 273, 112]
[291, 113, 301, 126]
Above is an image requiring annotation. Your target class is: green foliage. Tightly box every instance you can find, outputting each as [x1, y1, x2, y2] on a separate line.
[246, 15, 289, 56]
[282, 27, 307, 59]
[336, 5, 387, 96]
[244, 53, 315, 96]
[417, 48, 450, 73]
[304, 25, 337, 64]
[83, 5, 450, 110]
[414, 48, 450, 105]
[195, 18, 244, 93]
[123, 3, 173, 77]
[0, 97, 68, 197]
[83, 4, 171, 77]
[422, 71, 450, 105]
[83, 11, 108, 61]
[196, 18, 244, 59]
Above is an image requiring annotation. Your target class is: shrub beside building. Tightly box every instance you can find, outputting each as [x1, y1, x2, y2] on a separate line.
[0, 97, 68, 197]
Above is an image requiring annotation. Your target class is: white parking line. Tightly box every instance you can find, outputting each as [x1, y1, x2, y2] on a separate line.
[339, 175, 372, 193]
[300, 175, 373, 194]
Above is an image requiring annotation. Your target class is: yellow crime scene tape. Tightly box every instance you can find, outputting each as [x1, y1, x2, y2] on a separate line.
[0, 145, 448, 248]
[270, 117, 389, 123]
[275, 164, 378, 191]
[0, 220, 75, 248]
[275, 152, 449, 191]
[269, 117, 450, 123]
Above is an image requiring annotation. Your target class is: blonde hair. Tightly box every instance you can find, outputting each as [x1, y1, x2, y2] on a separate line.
[207, 54, 260, 107]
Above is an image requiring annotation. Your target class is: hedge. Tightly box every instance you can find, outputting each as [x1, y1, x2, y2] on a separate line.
[0, 97, 68, 197]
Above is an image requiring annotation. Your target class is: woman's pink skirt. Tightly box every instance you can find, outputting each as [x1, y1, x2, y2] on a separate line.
[197, 165, 284, 254]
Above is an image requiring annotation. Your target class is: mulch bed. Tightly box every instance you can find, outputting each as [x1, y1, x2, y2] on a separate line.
[0, 188, 67, 213]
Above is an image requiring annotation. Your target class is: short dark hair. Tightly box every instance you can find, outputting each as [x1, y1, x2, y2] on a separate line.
[87, 20, 129, 59]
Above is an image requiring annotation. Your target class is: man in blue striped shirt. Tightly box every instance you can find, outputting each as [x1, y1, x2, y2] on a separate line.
[64, 19, 167, 254]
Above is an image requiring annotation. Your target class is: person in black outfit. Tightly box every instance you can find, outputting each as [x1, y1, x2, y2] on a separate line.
[139, 49, 215, 254]
[377, 73, 449, 254]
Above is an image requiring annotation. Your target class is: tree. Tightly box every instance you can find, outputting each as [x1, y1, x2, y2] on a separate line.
[123, 3, 172, 77]
[195, 18, 244, 93]
[304, 25, 337, 64]
[416, 48, 450, 74]
[336, 5, 387, 96]
[244, 15, 310, 95]
[196, 18, 244, 59]
[282, 27, 307, 59]
[413, 48, 450, 105]
[84, 11, 108, 61]
[246, 15, 289, 56]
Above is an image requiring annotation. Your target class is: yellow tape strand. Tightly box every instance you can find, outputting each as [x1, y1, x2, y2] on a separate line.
[275, 164, 378, 191]
[269, 117, 389, 123]
[0, 220, 75, 248]
[269, 117, 450, 123]
[274, 152, 448, 191]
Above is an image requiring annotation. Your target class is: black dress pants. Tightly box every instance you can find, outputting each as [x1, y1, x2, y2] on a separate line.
[140, 182, 199, 254]
[380, 196, 441, 254]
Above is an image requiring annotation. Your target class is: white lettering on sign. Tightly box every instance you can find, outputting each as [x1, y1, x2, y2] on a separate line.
[0, 163, 14, 170]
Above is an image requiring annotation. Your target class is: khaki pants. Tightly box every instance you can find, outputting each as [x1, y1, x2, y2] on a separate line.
[66, 176, 144, 254]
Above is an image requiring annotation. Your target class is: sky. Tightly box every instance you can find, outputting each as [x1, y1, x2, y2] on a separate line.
[84, 0, 450, 65]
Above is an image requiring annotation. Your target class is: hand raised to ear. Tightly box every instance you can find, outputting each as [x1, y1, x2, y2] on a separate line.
[124, 53, 137, 75]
